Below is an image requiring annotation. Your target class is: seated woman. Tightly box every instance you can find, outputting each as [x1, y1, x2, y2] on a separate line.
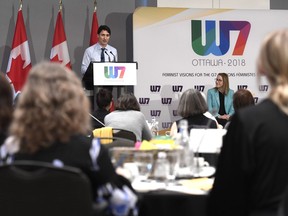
[207, 73, 234, 128]
[91, 88, 113, 129]
[0, 62, 137, 216]
[104, 93, 152, 141]
[224, 88, 255, 129]
[233, 88, 255, 111]
[170, 88, 218, 137]
[0, 73, 13, 146]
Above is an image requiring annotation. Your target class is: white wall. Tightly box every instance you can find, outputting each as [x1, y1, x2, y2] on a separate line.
[157, 0, 269, 9]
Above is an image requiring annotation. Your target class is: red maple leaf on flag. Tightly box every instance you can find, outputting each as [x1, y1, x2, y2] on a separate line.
[51, 55, 63, 64]
[8, 55, 29, 90]
[50, 11, 71, 69]
[6, 8, 32, 92]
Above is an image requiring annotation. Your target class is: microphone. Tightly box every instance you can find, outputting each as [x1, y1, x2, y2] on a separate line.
[193, 109, 218, 177]
[105, 51, 111, 62]
[110, 51, 116, 62]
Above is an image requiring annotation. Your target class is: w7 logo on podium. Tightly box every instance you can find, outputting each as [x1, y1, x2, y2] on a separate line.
[104, 66, 126, 78]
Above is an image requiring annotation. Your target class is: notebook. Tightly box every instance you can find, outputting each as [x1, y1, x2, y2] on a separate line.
[189, 129, 227, 153]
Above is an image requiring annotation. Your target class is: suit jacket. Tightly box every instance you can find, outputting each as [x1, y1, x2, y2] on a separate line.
[207, 88, 234, 116]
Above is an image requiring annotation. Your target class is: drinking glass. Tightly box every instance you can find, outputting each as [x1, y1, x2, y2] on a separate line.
[134, 151, 154, 181]
[166, 150, 180, 182]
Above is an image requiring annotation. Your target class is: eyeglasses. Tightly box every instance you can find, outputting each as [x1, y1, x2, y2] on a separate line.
[215, 78, 223, 82]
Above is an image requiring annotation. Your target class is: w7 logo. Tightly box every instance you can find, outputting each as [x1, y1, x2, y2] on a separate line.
[191, 20, 251, 56]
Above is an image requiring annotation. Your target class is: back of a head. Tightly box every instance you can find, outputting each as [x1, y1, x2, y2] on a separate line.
[0, 73, 13, 132]
[258, 29, 288, 114]
[233, 89, 255, 111]
[115, 92, 140, 111]
[177, 88, 208, 118]
[11, 61, 91, 153]
[96, 88, 112, 109]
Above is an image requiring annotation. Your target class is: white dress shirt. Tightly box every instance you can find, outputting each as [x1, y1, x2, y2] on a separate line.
[81, 43, 118, 76]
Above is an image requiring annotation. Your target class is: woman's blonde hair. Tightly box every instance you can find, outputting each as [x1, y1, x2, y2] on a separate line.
[216, 73, 230, 95]
[10, 61, 91, 153]
[257, 29, 288, 114]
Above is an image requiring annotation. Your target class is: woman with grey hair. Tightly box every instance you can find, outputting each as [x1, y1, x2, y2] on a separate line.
[170, 88, 217, 137]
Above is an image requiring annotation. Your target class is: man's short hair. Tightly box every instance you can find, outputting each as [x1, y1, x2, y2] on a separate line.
[97, 25, 111, 35]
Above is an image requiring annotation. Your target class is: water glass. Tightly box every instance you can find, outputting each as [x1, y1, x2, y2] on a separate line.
[166, 150, 180, 181]
[134, 151, 154, 180]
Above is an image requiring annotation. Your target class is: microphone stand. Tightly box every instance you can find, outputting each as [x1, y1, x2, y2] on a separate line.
[89, 113, 106, 127]
[105, 51, 111, 62]
[110, 51, 116, 62]
[193, 110, 216, 177]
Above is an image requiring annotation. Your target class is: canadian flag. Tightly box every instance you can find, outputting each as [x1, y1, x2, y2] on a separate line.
[90, 10, 99, 46]
[50, 11, 71, 69]
[6, 8, 32, 92]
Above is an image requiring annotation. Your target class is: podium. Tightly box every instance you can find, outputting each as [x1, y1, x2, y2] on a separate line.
[82, 61, 137, 109]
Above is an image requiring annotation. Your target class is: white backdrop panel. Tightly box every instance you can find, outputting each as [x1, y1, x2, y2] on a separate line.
[133, 7, 288, 129]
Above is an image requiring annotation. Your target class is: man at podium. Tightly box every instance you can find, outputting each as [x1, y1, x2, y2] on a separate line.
[81, 25, 118, 110]
[81, 25, 118, 75]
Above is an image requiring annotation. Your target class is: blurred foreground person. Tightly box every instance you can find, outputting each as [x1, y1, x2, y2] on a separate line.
[0, 62, 137, 216]
[208, 29, 288, 216]
[0, 73, 13, 146]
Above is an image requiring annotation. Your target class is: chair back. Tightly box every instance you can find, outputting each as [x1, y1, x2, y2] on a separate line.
[98, 137, 135, 148]
[278, 184, 288, 216]
[93, 127, 113, 144]
[112, 128, 137, 142]
[0, 160, 93, 216]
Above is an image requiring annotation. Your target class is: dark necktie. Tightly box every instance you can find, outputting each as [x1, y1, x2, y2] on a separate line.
[101, 48, 105, 62]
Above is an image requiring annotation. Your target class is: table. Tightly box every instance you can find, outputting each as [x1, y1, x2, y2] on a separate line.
[138, 190, 208, 216]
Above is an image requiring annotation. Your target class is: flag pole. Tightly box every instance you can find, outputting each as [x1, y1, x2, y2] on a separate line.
[19, 0, 23, 10]
[59, 0, 62, 12]
[94, 0, 97, 11]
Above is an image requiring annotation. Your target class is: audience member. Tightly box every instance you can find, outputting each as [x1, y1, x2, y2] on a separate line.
[170, 89, 218, 137]
[207, 73, 234, 127]
[0, 73, 13, 146]
[207, 29, 288, 216]
[224, 88, 255, 129]
[0, 62, 137, 216]
[104, 92, 152, 141]
[233, 88, 255, 111]
[91, 88, 112, 129]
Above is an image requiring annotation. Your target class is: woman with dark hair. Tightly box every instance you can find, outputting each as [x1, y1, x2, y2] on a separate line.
[170, 89, 218, 137]
[233, 88, 255, 111]
[224, 88, 255, 129]
[91, 88, 113, 129]
[0, 62, 137, 216]
[104, 92, 152, 141]
[0, 73, 13, 145]
[207, 73, 235, 127]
